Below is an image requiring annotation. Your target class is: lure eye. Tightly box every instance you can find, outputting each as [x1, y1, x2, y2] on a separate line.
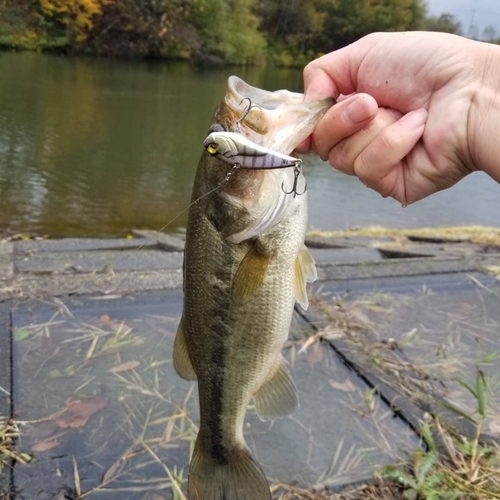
[206, 143, 217, 154]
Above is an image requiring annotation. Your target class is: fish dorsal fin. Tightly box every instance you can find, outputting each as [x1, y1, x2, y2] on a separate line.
[294, 244, 317, 310]
[232, 244, 272, 303]
[254, 356, 298, 421]
[173, 317, 197, 381]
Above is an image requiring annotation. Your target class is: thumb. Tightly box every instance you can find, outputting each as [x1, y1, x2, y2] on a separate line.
[303, 44, 365, 102]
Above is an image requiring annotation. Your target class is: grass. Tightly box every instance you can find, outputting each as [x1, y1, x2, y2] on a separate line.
[0, 417, 32, 474]
[385, 370, 500, 500]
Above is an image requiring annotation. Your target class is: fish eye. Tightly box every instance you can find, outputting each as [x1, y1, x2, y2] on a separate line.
[206, 143, 217, 154]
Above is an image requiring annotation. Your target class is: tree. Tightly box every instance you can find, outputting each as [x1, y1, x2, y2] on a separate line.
[39, 0, 109, 43]
[483, 25, 496, 42]
[313, 0, 427, 53]
[188, 0, 266, 64]
[91, 0, 265, 63]
[422, 13, 461, 35]
[258, 0, 428, 64]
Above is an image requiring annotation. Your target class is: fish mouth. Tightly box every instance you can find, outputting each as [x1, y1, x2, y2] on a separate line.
[213, 76, 334, 155]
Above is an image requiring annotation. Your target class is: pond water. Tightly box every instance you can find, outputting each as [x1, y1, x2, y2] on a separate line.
[0, 51, 499, 238]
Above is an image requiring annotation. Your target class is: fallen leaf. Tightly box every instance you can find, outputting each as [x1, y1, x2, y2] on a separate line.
[348, 307, 371, 325]
[66, 397, 107, 419]
[489, 420, 500, 436]
[32, 439, 60, 453]
[55, 417, 70, 429]
[109, 361, 140, 373]
[56, 416, 89, 429]
[55, 397, 107, 429]
[305, 344, 324, 363]
[329, 378, 356, 392]
[298, 333, 321, 354]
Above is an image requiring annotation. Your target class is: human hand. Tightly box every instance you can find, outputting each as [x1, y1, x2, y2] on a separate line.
[302, 31, 500, 204]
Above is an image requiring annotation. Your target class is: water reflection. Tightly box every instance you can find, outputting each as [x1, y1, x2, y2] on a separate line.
[0, 52, 499, 237]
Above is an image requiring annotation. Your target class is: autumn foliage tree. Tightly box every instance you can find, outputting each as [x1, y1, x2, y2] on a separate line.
[0, 0, 471, 65]
[39, 0, 110, 43]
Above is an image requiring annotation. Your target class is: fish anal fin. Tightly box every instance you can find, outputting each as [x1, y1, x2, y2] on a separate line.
[294, 244, 317, 310]
[232, 245, 271, 303]
[254, 357, 298, 421]
[173, 317, 197, 381]
[188, 436, 271, 500]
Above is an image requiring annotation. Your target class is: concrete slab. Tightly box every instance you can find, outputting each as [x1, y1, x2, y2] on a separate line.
[376, 247, 436, 259]
[15, 250, 183, 274]
[0, 302, 12, 496]
[14, 238, 158, 255]
[0, 242, 13, 255]
[312, 270, 498, 298]
[132, 230, 185, 252]
[307, 272, 500, 445]
[0, 302, 11, 418]
[10, 291, 418, 498]
[310, 247, 382, 265]
[375, 242, 499, 258]
[0, 257, 13, 281]
[0, 270, 183, 302]
[316, 255, 499, 281]
[305, 235, 393, 248]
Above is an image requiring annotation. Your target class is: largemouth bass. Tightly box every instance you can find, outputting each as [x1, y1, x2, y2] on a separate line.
[173, 76, 333, 500]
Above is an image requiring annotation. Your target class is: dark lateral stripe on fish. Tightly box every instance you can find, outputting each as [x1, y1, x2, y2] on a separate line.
[203, 232, 235, 465]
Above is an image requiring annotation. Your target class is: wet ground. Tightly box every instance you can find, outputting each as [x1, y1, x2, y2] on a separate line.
[1, 231, 499, 499]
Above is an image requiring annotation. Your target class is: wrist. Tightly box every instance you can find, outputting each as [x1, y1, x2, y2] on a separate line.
[467, 42, 500, 183]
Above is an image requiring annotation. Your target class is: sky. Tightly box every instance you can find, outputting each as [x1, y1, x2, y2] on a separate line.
[426, 0, 500, 39]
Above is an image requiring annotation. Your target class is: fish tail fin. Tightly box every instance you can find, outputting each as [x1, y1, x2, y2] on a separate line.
[188, 436, 271, 500]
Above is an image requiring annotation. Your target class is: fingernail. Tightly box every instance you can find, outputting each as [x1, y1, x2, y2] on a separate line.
[342, 97, 373, 125]
[400, 108, 428, 129]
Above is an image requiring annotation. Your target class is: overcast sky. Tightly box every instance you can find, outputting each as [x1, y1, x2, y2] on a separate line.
[426, 0, 500, 38]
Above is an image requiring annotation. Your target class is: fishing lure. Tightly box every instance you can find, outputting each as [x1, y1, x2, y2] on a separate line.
[203, 131, 301, 170]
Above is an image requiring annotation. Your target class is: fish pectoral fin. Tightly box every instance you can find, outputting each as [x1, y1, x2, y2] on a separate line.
[232, 244, 272, 303]
[189, 436, 271, 500]
[254, 357, 298, 421]
[172, 317, 197, 381]
[294, 244, 317, 310]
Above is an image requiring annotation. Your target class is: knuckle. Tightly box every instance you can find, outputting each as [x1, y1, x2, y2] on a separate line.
[377, 127, 403, 151]
[303, 62, 318, 82]
[352, 154, 372, 182]
[328, 148, 352, 174]
[354, 154, 403, 200]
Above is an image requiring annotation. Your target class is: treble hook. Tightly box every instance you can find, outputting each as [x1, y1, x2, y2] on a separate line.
[235, 97, 262, 132]
[282, 162, 307, 198]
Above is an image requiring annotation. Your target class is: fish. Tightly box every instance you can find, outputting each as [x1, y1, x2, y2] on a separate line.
[173, 76, 333, 500]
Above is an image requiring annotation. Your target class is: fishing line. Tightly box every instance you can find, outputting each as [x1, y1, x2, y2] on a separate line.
[133, 164, 240, 252]
[100, 164, 241, 272]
